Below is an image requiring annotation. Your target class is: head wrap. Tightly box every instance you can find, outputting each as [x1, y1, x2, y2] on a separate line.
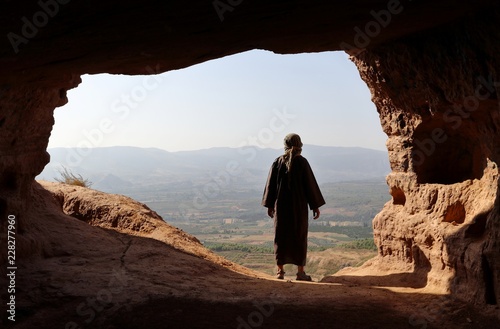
[283, 133, 303, 175]
[284, 133, 303, 150]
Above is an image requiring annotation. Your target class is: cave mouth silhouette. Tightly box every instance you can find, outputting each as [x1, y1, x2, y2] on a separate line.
[40, 50, 387, 281]
[1, 4, 500, 326]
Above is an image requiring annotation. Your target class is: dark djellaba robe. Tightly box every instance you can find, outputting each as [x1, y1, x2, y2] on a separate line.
[262, 155, 325, 266]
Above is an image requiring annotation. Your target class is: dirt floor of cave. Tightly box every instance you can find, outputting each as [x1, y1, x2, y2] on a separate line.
[2, 182, 499, 329]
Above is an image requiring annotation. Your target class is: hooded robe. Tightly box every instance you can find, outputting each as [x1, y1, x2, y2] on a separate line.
[262, 154, 325, 266]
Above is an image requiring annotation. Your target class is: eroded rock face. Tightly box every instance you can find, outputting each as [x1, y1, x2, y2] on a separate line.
[0, 77, 80, 220]
[40, 181, 237, 264]
[352, 10, 500, 304]
[0, 0, 499, 308]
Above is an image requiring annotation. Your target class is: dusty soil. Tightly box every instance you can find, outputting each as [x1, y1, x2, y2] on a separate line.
[2, 182, 498, 329]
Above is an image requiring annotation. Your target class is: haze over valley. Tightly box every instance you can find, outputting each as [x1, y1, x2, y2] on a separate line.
[38, 145, 391, 277]
[38, 145, 390, 222]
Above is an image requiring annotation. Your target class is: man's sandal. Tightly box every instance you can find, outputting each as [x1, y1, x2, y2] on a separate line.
[296, 271, 312, 281]
[277, 269, 285, 280]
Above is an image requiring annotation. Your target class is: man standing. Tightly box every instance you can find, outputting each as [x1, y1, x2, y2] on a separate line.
[262, 133, 325, 281]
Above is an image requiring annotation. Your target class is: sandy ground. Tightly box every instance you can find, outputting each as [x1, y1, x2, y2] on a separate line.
[2, 182, 499, 329]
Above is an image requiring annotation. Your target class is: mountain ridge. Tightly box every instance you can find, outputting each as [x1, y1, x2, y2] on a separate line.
[38, 145, 391, 193]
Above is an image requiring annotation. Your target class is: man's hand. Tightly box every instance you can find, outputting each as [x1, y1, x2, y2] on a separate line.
[312, 208, 320, 220]
[267, 207, 275, 218]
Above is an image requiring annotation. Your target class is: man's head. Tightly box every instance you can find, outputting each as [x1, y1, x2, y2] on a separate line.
[284, 133, 303, 150]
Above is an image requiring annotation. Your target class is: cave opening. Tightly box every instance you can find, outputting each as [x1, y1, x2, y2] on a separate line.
[1, 2, 500, 326]
[38, 50, 390, 279]
[46, 50, 387, 153]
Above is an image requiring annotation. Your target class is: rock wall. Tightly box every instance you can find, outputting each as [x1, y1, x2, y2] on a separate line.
[352, 8, 500, 304]
[0, 0, 499, 308]
[0, 77, 80, 265]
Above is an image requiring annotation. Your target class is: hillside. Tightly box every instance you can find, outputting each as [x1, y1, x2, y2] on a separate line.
[5, 181, 497, 329]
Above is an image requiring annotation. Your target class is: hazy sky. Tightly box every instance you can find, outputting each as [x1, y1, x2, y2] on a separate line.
[49, 50, 387, 152]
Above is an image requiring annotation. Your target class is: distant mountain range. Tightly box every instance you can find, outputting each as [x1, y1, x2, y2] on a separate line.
[37, 145, 391, 193]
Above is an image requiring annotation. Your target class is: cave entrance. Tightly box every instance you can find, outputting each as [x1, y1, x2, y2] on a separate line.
[40, 50, 390, 279]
